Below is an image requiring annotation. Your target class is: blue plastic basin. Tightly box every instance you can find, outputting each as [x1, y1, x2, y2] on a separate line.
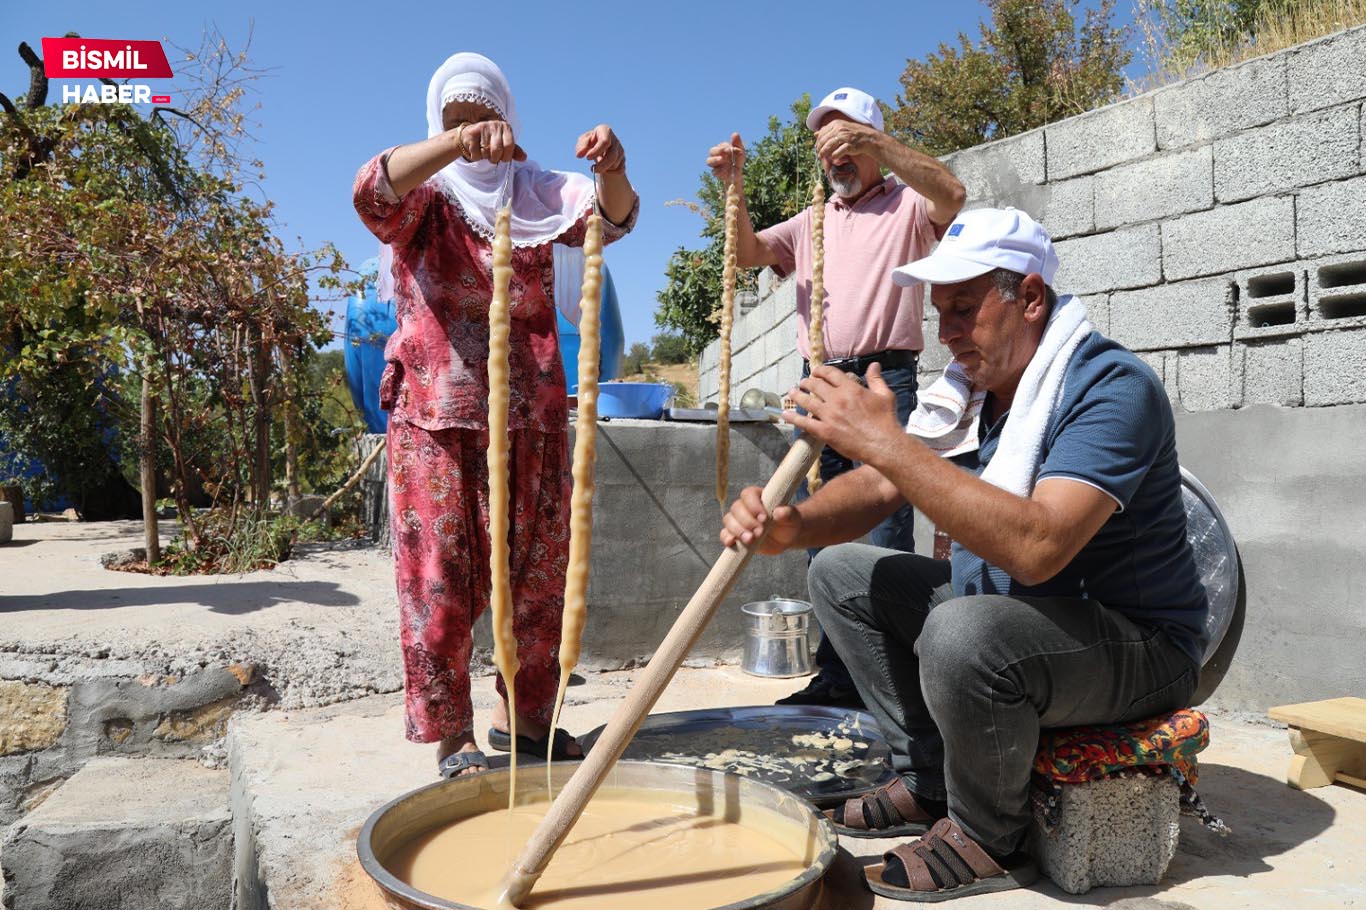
[594, 382, 675, 419]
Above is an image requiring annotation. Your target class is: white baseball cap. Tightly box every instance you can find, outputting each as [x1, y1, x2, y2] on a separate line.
[807, 87, 884, 132]
[891, 207, 1059, 287]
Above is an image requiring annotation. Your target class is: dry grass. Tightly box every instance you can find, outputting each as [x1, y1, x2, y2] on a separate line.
[1131, 0, 1366, 93]
[618, 361, 699, 408]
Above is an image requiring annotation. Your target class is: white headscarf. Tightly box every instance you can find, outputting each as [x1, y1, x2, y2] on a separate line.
[424, 52, 595, 247]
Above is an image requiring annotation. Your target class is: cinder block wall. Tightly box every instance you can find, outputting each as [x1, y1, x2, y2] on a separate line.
[700, 25, 1366, 411]
[697, 25, 1366, 711]
[698, 272, 804, 406]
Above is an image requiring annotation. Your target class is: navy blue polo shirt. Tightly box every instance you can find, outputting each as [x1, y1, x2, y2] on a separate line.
[950, 333, 1209, 666]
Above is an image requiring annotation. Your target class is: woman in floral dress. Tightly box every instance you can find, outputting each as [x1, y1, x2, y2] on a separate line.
[353, 52, 638, 777]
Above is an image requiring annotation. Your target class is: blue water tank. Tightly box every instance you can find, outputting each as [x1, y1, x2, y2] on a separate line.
[344, 250, 625, 433]
[344, 258, 397, 434]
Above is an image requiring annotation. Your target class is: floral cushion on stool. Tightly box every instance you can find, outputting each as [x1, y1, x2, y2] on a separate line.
[1031, 709, 1228, 833]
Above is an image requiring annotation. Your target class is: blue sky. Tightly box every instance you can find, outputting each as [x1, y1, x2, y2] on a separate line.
[4, 0, 1135, 349]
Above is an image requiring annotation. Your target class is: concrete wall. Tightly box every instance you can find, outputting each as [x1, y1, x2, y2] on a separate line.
[552, 419, 809, 668]
[699, 26, 1366, 710]
[1172, 405, 1366, 712]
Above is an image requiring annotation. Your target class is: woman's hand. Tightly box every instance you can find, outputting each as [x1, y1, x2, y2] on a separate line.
[456, 119, 526, 164]
[575, 125, 626, 174]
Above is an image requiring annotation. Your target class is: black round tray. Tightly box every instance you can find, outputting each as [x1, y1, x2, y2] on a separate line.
[581, 705, 895, 809]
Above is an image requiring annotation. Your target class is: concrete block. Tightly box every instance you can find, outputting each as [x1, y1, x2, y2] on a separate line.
[698, 368, 717, 406]
[1155, 53, 1288, 149]
[766, 312, 799, 367]
[771, 275, 799, 317]
[1176, 345, 1235, 411]
[920, 308, 951, 373]
[0, 501, 11, 544]
[757, 364, 779, 397]
[1214, 105, 1360, 203]
[1288, 24, 1366, 114]
[761, 287, 783, 332]
[1304, 327, 1366, 405]
[1234, 262, 1307, 341]
[1135, 350, 1179, 408]
[941, 129, 1045, 206]
[699, 342, 717, 373]
[1238, 338, 1304, 407]
[1094, 146, 1213, 231]
[1109, 276, 1233, 352]
[1046, 97, 1156, 180]
[1, 757, 231, 910]
[1162, 196, 1296, 280]
[732, 345, 759, 387]
[775, 354, 803, 396]
[757, 267, 779, 299]
[732, 307, 758, 354]
[1307, 251, 1366, 332]
[1297, 175, 1366, 258]
[1088, 293, 1111, 336]
[1053, 224, 1162, 296]
[1038, 176, 1094, 239]
[1028, 775, 1180, 895]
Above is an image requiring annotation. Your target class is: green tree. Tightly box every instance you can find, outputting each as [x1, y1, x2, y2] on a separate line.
[888, 0, 1131, 155]
[649, 332, 690, 365]
[622, 342, 651, 376]
[0, 32, 345, 561]
[655, 96, 823, 355]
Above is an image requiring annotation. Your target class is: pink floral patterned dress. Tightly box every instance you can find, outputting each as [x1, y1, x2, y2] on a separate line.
[353, 150, 637, 743]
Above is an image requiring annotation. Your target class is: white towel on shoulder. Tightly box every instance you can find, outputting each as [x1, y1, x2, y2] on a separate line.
[904, 361, 985, 458]
[905, 295, 1092, 497]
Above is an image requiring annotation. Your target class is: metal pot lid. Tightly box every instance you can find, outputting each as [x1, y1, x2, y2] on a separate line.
[1181, 466, 1240, 667]
[581, 706, 895, 809]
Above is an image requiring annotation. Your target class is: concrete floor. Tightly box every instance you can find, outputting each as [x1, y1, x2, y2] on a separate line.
[0, 519, 402, 706]
[232, 668, 1365, 910]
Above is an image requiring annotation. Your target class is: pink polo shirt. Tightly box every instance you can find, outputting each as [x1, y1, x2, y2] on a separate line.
[758, 176, 936, 360]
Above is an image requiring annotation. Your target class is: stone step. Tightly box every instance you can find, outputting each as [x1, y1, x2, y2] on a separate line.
[1, 756, 231, 910]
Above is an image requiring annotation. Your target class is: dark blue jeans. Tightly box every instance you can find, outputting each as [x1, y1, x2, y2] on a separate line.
[809, 544, 1198, 854]
[794, 361, 919, 690]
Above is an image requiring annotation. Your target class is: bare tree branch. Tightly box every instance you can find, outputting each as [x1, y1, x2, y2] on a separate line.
[18, 42, 47, 108]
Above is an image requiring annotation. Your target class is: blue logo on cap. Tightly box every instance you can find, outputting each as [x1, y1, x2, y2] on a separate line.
[834, 92, 848, 100]
[946, 223, 964, 238]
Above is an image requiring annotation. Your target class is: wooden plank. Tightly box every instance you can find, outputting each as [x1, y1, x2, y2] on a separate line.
[1336, 772, 1366, 789]
[1268, 697, 1366, 742]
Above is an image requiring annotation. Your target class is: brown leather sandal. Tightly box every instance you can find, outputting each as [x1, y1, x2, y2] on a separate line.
[865, 818, 1038, 902]
[823, 777, 942, 838]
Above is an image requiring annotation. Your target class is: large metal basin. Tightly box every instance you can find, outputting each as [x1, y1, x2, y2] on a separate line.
[358, 760, 838, 910]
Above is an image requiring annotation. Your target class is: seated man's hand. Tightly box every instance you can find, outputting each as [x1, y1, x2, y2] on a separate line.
[787, 363, 902, 468]
[720, 485, 801, 554]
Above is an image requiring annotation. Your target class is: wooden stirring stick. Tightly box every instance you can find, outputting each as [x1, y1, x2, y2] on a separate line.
[497, 434, 821, 908]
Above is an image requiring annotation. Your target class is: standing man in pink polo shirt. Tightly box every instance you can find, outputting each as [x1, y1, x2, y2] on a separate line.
[707, 87, 965, 708]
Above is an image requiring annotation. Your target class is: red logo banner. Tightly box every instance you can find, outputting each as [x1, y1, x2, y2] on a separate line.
[41, 37, 174, 79]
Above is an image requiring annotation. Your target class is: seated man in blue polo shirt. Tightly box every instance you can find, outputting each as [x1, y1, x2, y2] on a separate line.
[720, 208, 1208, 902]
